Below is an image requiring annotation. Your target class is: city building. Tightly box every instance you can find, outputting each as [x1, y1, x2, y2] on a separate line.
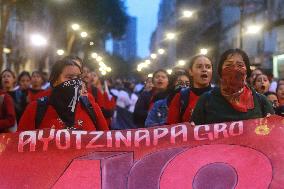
[113, 16, 137, 62]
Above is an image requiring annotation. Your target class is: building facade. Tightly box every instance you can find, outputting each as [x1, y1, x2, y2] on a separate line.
[113, 16, 137, 62]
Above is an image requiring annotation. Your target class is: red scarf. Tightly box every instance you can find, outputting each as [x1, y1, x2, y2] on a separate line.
[221, 66, 254, 112]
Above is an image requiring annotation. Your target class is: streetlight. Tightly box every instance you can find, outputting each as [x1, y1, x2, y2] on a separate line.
[165, 32, 176, 40]
[178, 60, 186, 66]
[166, 69, 172, 75]
[158, 48, 165, 55]
[71, 23, 80, 31]
[200, 48, 208, 55]
[246, 25, 262, 34]
[182, 10, 193, 18]
[3, 48, 11, 54]
[150, 53, 157, 59]
[30, 33, 48, 47]
[56, 49, 64, 56]
[91, 52, 98, 59]
[106, 67, 112, 72]
[145, 59, 151, 65]
[80, 31, 88, 38]
[96, 56, 103, 62]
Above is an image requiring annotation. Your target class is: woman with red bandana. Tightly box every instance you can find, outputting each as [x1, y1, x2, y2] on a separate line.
[167, 55, 213, 124]
[18, 59, 108, 131]
[191, 49, 274, 125]
[134, 69, 169, 128]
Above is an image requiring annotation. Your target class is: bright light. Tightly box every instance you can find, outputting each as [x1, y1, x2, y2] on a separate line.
[150, 53, 157, 59]
[145, 59, 151, 65]
[3, 48, 11, 54]
[71, 23, 80, 31]
[96, 56, 103, 62]
[90, 41, 94, 46]
[56, 49, 64, 56]
[30, 33, 47, 47]
[182, 10, 193, 18]
[166, 69, 172, 75]
[137, 67, 142, 72]
[142, 63, 149, 68]
[80, 31, 88, 38]
[91, 52, 98, 59]
[166, 32, 176, 40]
[178, 60, 186, 66]
[277, 54, 284, 60]
[106, 67, 112, 72]
[246, 25, 262, 34]
[200, 48, 208, 55]
[148, 73, 153, 78]
[101, 71, 107, 75]
[99, 62, 106, 67]
[158, 48, 165, 54]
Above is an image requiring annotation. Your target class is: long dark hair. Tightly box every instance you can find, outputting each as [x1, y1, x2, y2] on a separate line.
[218, 48, 251, 77]
[49, 59, 82, 87]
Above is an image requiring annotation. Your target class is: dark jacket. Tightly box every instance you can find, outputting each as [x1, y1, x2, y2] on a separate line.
[191, 87, 274, 125]
[133, 89, 168, 127]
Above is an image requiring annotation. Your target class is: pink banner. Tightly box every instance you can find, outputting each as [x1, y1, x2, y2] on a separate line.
[0, 115, 284, 188]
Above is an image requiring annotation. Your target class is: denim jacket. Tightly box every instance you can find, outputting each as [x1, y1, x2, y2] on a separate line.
[145, 98, 168, 127]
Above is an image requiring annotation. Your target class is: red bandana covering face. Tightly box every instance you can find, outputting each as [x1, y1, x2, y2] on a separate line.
[221, 65, 254, 112]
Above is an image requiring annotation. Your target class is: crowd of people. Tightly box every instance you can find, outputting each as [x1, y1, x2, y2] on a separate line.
[0, 48, 282, 133]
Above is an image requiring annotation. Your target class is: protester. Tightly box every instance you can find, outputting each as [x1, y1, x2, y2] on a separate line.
[191, 49, 274, 125]
[0, 70, 17, 132]
[167, 55, 213, 124]
[18, 59, 108, 131]
[27, 71, 45, 102]
[143, 77, 153, 92]
[13, 71, 31, 121]
[134, 69, 169, 127]
[253, 73, 270, 94]
[113, 81, 138, 129]
[276, 83, 284, 106]
[248, 68, 263, 86]
[145, 71, 190, 127]
[82, 66, 115, 127]
[0, 90, 17, 132]
[264, 91, 279, 110]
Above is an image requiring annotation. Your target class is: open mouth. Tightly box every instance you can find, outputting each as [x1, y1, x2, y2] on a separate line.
[157, 81, 163, 85]
[261, 85, 266, 90]
[201, 74, 208, 79]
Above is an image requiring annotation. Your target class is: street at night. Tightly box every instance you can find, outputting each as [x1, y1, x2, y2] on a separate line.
[0, 0, 284, 188]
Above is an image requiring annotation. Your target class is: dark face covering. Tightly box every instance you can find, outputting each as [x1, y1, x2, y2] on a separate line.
[49, 79, 82, 128]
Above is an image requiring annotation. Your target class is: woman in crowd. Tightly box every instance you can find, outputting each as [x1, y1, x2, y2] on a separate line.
[134, 69, 169, 128]
[82, 66, 115, 127]
[13, 71, 31, 121]
[248, 68, 263, 86]
[145, 71, 190, 127]
[275, 83, 284, 116]
[113, 81, 138, 129]
[264, 91, 279, 111]
[0, 70, 17, 132]
[18, 58, 108, 131]
[191, 49, 274, 125]
[253, 73, 270, 94]
[167, 55, 213, 124]
[143, 77, 153, 92]
[27, 71, 45, 102]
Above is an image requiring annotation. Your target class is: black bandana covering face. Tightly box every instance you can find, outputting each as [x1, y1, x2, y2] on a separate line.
[49, 78, 82, 128]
